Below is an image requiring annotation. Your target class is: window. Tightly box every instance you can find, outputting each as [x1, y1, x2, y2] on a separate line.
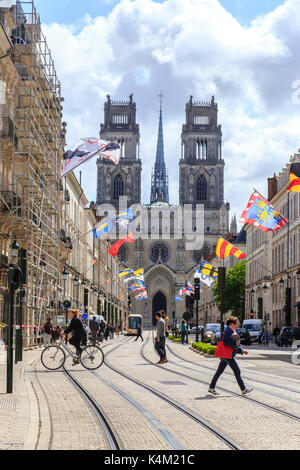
[114, 175, 124, 199]
[196, 175, 207, 200]
[112, 114, 128, 124]
[194, 116, 209, 125]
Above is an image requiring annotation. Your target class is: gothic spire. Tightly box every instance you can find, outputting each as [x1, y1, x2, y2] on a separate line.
[150, 94, 169, 204]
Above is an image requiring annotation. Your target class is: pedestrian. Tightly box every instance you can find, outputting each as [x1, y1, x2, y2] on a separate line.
[89, 316, 99, 345]
[273, 326, 280, 345]
[104, 324, 110, 341]
[154, 311, 167, 364]
[180, 320, 187, 344]
[135, 323, 144, 342]
[109, 324, 114, 340]
[99, 321, 105, 342]
[51, 325, 61, 343]
[63, 309, 87, 364]
[115, 325, 119, 337]
[208, 316, 253, 396]
[42, 318, 53, 346]
[161, 310, 169, 357]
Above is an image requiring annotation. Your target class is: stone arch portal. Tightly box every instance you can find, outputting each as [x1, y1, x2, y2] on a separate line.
[152, 292, 167, 326]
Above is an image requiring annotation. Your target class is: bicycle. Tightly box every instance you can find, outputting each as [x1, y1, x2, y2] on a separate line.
[41, 337, 104, 371]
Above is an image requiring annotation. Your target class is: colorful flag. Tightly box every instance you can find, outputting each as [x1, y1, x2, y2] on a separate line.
[287, 163, 300, 193]
[186, 282, 195, 292]
[174, 295, 184, 302]
[61, 138, 121, 177]
[94, 209, 134, 239]
[199, 261, 218, 279]
[216, 238, 246, 260]
[119, 268, 134, 278]
[133, 268, 144, 277]
[108, 233, 135, 257]
[124, 275, 144, 283]
[194, 271, 215, 287]
[240, 192, 287, 232]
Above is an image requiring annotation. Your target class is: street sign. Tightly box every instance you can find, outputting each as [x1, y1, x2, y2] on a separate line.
[82, 313, 88, 320]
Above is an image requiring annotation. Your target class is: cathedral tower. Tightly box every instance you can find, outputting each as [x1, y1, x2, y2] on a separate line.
[97, 94, 142, 208]
[179, 96, 229, 258]
[150, 96, 169, 204]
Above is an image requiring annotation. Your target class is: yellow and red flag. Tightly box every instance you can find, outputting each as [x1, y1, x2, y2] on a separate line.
[287, 163, 300, 193]
[216, 238, 246, 260]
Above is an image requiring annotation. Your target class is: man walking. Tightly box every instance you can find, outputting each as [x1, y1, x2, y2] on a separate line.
[154, 311, 167, 364]
[42, 318, 53, 346]
[135, 323, 144, 342]
[89, 316, 99, 345]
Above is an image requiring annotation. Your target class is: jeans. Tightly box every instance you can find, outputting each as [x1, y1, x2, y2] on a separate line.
[44, 333, 51, 346]
[90, 330, 98, 345]
[181, 333, 185, 344]
[155, 336, 166, 360]
[210, 358, 245, 391]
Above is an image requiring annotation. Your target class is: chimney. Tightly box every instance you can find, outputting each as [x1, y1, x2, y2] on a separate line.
[268, 173, 277, 201]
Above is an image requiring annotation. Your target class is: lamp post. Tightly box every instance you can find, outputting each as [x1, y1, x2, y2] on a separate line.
[194, 277, 200, 342]
[297, 269, 300, 327]
[7, 241, 22, 393]
[62, 268, 69, 343]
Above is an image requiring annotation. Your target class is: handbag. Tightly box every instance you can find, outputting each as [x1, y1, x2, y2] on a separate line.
[215, 333, 233, 359]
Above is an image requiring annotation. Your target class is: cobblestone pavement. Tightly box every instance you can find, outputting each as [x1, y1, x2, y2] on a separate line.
[0, 333, 299, 450]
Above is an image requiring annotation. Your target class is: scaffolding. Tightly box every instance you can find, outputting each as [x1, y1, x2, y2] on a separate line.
[0, 0, 64, 344]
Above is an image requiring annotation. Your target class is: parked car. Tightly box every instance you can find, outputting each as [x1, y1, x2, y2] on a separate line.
[210, 325, 222, 345]
[236, 328, 251, 346]
[278, 327, 300, 347]
[191, 326, 204, 334]
[242, 319, 262, 343]
[203, 323, 221, 343]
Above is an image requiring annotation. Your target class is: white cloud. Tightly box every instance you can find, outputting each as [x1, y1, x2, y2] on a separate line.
[43, 0, 300, 224]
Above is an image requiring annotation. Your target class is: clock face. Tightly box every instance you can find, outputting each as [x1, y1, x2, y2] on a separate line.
[150, 242, 169, 264]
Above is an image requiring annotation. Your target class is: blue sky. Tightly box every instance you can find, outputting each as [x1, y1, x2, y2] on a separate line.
[35, 0, 285, 26]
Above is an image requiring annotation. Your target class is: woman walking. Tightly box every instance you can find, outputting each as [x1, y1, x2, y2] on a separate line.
[208, 316, 253, 396]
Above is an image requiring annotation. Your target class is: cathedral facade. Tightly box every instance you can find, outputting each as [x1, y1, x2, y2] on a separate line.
[96, 95, 230, 327]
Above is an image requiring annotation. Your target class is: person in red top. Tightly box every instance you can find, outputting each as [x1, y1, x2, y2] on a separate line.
[208, 316, 253, 396]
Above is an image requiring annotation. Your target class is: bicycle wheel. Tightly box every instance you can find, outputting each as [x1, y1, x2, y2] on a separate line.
[41, 346, 66, 370]
[80, 345, 104, 370]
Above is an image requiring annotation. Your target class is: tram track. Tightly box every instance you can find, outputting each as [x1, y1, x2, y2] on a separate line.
[103, 339, 244, 450]
[141, 333, 300, 423]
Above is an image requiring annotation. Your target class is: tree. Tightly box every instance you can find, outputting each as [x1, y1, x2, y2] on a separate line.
[213, 261, 246, 324]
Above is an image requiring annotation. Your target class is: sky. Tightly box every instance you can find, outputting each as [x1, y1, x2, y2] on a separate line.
[31, 0, 300, 228]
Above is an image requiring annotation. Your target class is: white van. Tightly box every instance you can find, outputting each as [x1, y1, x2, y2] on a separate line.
[242, 319, 262, 343]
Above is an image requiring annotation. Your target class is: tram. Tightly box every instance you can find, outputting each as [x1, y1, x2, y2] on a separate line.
[126, 314, 143, 335]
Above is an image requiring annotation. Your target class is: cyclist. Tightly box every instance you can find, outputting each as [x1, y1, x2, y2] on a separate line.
[63, 309, 87, 365]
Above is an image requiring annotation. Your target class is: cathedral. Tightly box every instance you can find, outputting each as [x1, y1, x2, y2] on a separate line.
[96, 94, 230, 326]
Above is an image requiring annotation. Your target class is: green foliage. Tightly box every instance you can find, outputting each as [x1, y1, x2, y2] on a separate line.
[192, 342, 216, 355]
[213, 260, 246, 323]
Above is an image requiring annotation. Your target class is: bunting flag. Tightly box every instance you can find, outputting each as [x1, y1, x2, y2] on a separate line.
[133, 268, 144, 277]
[194, 271, 215, 287]
[119, 268, 134, 278]
[61, 138, 121, 177]
[216, 238, 246, 260]
[108, 233, 135, 257]
[123, 275, 144, 284]
[94, 209, 134, 239]
[287, 162, 300, 193]
[186, 282, 195, 292]
[240, 192, 287, 232]
[174, 295, 184, 302]
[199, 261, 218, 279]
[92, 259, 98, 265]
[136, 292, 148, 300]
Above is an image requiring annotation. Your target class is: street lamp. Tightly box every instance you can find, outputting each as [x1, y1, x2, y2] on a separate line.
[73, 276, 79, 286]
[11, 240, 19, 259]
[62, 268, 69, 281]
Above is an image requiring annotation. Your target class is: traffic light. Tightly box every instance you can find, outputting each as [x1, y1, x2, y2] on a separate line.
[186, 294, 194, 314]
[250, 311, 255, 319]
[257, 297, 263, 320]
[194, 278, 200, 301]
